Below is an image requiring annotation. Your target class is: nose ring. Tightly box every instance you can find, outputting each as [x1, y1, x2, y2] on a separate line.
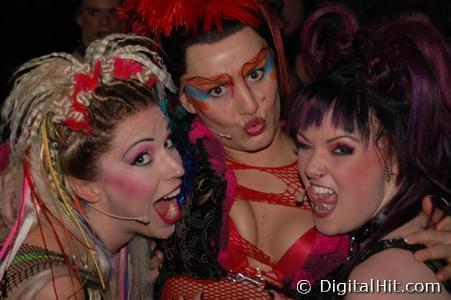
[314, 170, 325, 178]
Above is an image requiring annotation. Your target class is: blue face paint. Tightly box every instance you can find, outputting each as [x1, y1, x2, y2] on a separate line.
[263, 52, 274, 74]
[184, 85, 210, 101]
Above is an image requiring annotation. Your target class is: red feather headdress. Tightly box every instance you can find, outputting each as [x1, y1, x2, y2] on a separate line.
[119, 0, 262, 37]
[118, 0, 289, 97]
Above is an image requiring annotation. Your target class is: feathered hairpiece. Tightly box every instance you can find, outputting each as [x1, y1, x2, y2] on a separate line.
[119, 0, 262, 37]
[119, 0, 289, 97]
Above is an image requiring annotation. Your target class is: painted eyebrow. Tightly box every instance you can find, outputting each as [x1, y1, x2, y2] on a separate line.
[241, 47, 269, 76]
[185, 74, 233, 88]
[123, 138, 154, 158]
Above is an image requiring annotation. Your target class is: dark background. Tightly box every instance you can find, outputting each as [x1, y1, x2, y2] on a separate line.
[0, 0, 78, 104]
[0, 0, 450, 108]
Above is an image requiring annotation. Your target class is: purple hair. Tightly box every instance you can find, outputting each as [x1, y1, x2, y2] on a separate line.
[300, 3, 359, 83]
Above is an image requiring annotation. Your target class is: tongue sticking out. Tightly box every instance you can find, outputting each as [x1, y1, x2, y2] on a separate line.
[306, 186, 337, 218]
[154, 198, 181, 225]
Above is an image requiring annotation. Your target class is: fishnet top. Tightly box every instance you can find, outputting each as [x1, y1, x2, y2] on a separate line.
[0, 243, 105, 299]
[228, 160, 308, 208]
[161, 161, 315, 299]
[223, 160, 315, 284]
[0, 243, 65, 298]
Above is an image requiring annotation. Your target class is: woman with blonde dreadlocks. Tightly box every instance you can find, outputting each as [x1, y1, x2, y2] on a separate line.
[0, 33, 184, 299]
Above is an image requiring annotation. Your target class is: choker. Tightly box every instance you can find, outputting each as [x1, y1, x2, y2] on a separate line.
[348, 211, 387, 260]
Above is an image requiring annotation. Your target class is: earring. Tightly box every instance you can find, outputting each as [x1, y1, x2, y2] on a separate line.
[385, 167, 392, 182]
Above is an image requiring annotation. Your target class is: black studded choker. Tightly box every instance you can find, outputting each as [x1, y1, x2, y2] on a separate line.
[348, 211, 387, 261]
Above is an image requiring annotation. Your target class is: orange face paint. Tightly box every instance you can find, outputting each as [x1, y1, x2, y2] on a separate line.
[182, 47, 275, 110]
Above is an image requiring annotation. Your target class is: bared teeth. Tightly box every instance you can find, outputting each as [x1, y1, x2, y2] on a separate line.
[306, 185, 337, 217]
[313, 186, 335, 195]
[162, 188, 180, 200]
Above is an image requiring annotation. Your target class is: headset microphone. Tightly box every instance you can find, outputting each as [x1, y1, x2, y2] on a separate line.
[86, 204, 150, 225]
[211, 129, 232, 140]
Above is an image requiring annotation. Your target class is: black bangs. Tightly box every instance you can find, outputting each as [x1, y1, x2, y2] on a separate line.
[288, 63, 374, 143]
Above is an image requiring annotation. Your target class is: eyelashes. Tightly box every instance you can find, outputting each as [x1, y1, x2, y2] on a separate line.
[133, 153, 152, 166]
[332, 143, 354, 155]
[207, 86, 227, 97]
[131, 137, 175, 167]
[296, 140, 355, 156]
[295, 140, 310, 150]
[164, 137, 175, 149]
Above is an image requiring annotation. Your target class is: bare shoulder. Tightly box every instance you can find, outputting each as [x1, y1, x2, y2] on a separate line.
[345, 247, 449, 300]
[34, 276, 85, 300]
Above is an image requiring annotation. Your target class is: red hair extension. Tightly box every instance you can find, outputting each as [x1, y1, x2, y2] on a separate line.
[25, 161, 91, 285]
[25, 162, 65, 299]
[256, 0, 289, 99]
[27, 180, 95, 251]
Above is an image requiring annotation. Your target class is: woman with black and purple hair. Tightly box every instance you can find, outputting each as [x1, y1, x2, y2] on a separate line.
[290, 14, 451, 298]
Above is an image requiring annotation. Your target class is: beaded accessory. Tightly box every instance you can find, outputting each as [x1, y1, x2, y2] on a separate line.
[385, 166, 392, 182]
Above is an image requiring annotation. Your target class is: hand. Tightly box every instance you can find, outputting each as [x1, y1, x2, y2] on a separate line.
[405, 196, 451, 281]
[148, 239, 164, 282]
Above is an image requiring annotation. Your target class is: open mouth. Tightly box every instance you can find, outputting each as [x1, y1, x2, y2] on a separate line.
[153, 187, 182, 225]
[306, 185, 337, 218]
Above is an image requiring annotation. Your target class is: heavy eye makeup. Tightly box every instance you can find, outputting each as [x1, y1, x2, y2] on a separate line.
[295, 134, 311, 151]
[124, 142, 155, 167]
[246, 69, 265, 82]
[207, 85, 228, 97]
[329, 142, 355, 156]
[242, 47, 273, 83]
[184, 74, 233, 101]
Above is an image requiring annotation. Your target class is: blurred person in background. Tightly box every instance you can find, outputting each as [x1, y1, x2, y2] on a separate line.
[72, 0, 124, 61]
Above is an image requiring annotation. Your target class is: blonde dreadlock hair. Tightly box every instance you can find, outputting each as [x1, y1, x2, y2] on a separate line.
[0, 33, 176, 299]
